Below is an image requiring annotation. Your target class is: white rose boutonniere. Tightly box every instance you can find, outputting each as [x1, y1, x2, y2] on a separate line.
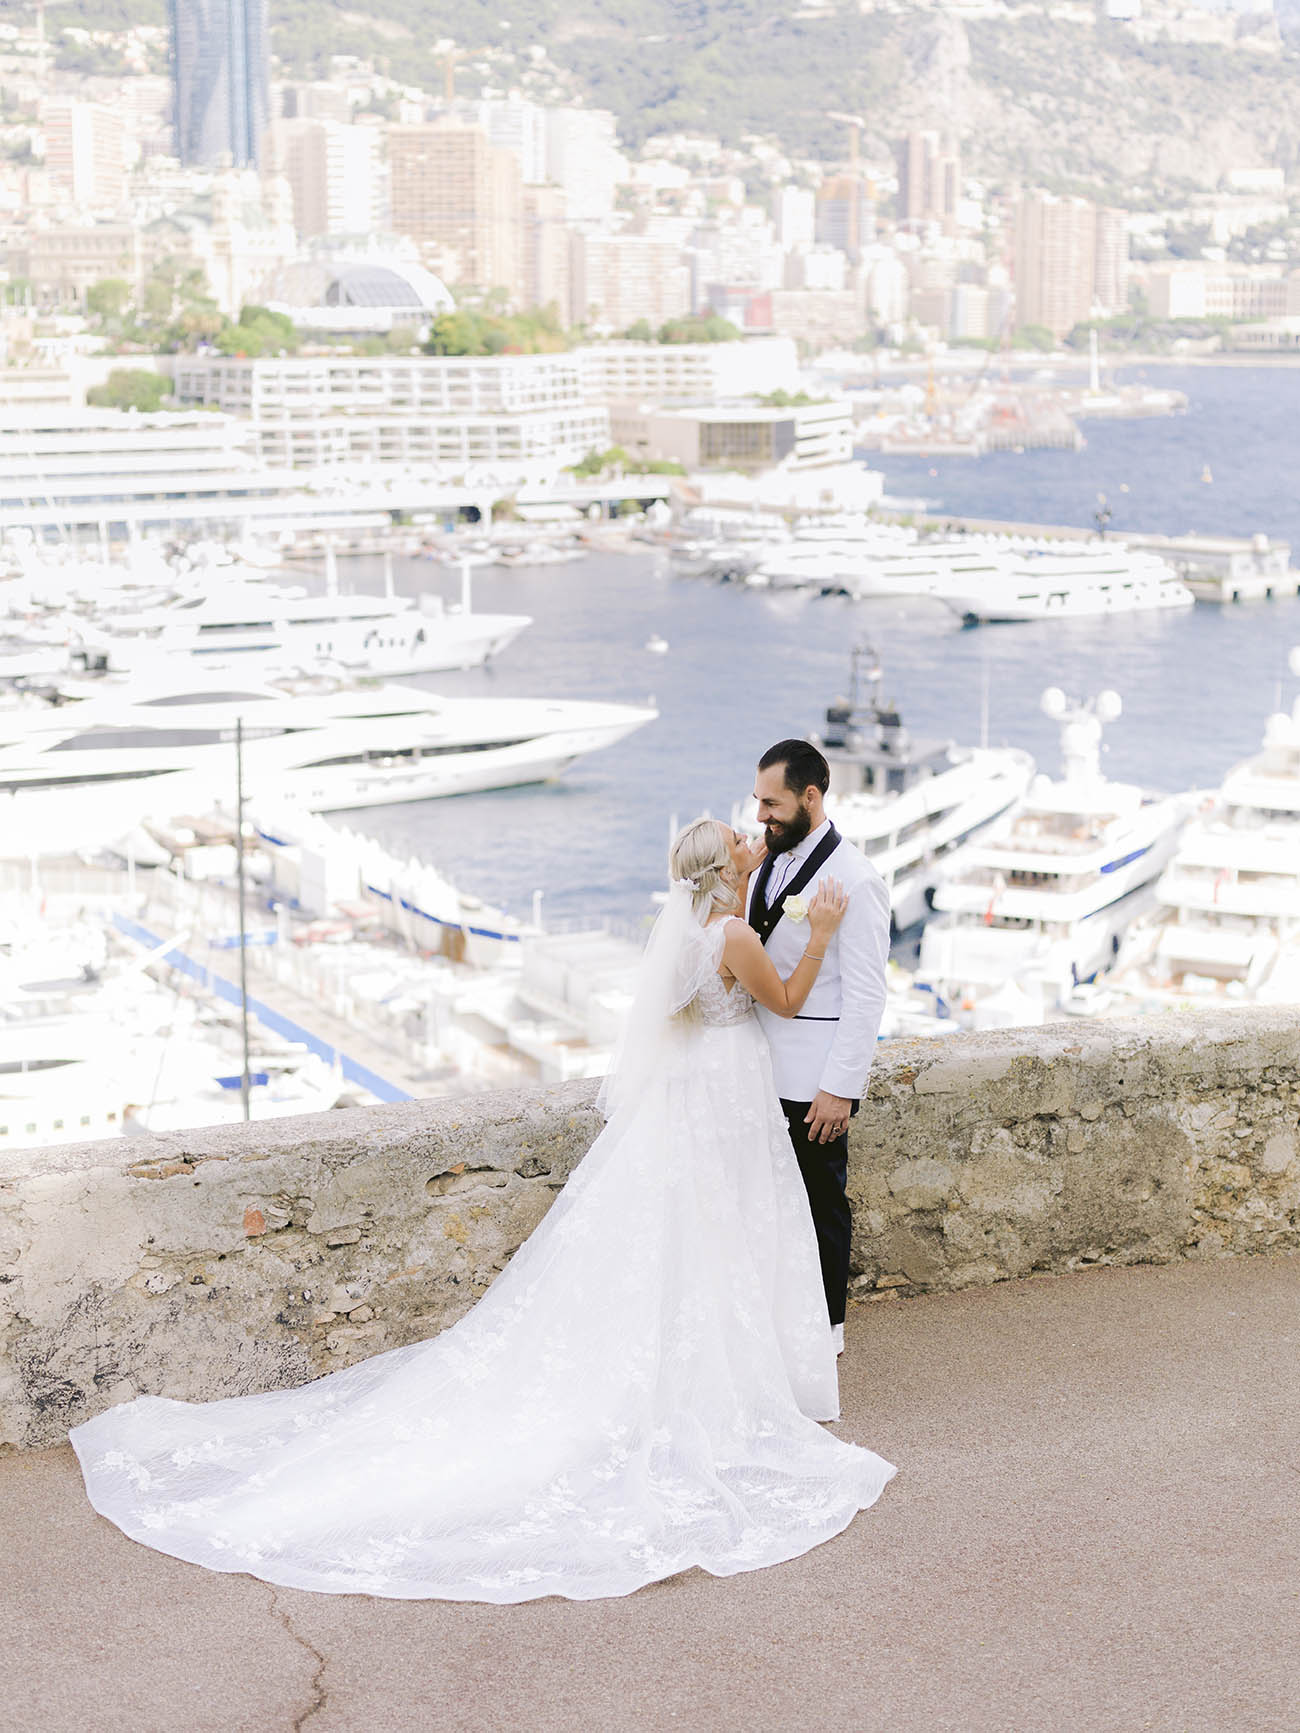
[782, 893, 809, 924]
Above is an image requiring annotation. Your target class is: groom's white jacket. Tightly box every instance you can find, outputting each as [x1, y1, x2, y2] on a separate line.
[747, 820, 891, 1103]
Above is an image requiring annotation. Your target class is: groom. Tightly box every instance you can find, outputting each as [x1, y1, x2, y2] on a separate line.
[743, 739, 891, 1351]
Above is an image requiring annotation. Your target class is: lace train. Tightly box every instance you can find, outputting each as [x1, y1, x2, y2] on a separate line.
[71, 939, 896, 1602]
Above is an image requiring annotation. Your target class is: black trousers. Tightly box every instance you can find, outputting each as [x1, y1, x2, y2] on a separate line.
[780, 1098, 858, 1328]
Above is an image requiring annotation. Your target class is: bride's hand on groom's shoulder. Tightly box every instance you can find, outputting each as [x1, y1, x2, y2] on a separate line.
[807, 878, 849, 942]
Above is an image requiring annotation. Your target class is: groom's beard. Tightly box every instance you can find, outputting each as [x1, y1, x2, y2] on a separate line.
[763, 802, 813, 856]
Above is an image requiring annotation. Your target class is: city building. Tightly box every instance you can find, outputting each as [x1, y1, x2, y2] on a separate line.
[170, 0, 270, 169]
[1145, 264, 1294, 321]
[279, 81, 351, 124]
[610, 398, 854, 471]
[521, 184, 570, 316]
[474, 96, 548, 185]
[168, 352, 610, 473]
[0, 407, 301, 533]
[141, 170, 296, 317]
[1093, 206, 1130, 319]
[766, 288, 865, 349]
[545, 108, 623, 225]
[14, 223, 144, 303]
[785, 246, 849, 292]
[1013, 193, 1129, 337]
[262, 253, 454, 334]
[274, 119, 382, 238]
[576, 336, 799, 402]
[896, 132, 961, 232]
[42, 100, 127, 212]
[863, 251, 911, 326]
[569, 232, 690, 331]
[388, 124, 523, 303]
[771, 186, 816, 251]
[950, 283, 992, 341]
[815, 176, 875, 261]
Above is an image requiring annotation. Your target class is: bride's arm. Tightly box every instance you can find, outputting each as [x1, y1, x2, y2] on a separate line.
[722, 883, 848, 1017]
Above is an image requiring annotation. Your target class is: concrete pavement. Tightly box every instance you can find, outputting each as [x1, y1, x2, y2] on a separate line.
[4, 1253, 1298, 1733]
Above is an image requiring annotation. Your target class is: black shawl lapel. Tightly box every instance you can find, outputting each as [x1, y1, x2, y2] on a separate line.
[748, 850, 777, 937]
[749, 826, 842, 947]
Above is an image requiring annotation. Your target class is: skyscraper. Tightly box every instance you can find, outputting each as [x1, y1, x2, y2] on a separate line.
[896, 132, 961, 234]
[388, 124, 523, 304]
[1014, 194, 1130, 336]
[170, 0, 269, 168]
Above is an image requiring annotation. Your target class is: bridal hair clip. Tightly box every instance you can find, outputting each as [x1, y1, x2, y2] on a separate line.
[675, 874, 700, 891]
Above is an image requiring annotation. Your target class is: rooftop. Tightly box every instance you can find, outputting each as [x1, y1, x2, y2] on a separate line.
[6, 1250, 1296, 1732]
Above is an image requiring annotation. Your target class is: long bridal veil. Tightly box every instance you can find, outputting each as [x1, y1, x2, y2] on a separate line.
[71, 871, 895, 1602]
[596, 878, 716, 1121]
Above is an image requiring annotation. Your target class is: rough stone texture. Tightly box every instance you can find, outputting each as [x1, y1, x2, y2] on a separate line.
[3, 1007, 1298, 1451]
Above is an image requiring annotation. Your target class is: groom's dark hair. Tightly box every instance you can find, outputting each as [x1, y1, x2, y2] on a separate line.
[758, 738, 830, 795]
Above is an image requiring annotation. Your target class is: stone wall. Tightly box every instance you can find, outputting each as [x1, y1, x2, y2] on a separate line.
[3, 1008, 1298, 1451]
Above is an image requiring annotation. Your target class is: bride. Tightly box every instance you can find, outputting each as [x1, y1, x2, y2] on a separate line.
[71, 818, 896, 1603]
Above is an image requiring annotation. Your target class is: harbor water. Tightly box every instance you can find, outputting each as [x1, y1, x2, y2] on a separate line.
[327, 365, 1300, 926]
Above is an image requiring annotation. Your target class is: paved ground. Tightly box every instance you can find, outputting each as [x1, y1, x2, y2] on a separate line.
[4, 1253, 1299, 1733]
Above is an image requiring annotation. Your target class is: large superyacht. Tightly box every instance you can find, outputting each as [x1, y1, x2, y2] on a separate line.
[1109, 647, 1300, 1007]
[734, 645, 1035, 931]
[0, 670, 658, 856]
[916, 687, 1196, 1017]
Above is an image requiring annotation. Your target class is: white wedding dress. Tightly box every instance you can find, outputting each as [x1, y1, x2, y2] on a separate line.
[71, 913, 896, 1602]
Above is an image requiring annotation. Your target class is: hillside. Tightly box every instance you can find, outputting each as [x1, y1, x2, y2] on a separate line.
[63, 0, 1300, 193]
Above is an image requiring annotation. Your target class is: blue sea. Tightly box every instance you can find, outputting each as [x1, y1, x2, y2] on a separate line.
[330, 365, 1300, 926]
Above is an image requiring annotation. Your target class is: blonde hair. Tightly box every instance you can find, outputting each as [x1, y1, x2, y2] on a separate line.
[669, 817, 740, 922]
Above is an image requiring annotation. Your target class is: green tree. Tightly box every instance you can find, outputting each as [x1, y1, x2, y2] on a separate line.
[86, 368, 170, 412]
[86, 278, 132, 322]
[1012, 324, 1057, 352]
[656, 314, 742, 344]
[215, 304, 300, 356]
[423, 305, 573, 357]
[622, 318, 655, 342]
[567, 446, 632, 478]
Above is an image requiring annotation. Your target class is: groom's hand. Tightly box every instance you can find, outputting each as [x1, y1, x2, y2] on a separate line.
[806, 1091, 851, 1145]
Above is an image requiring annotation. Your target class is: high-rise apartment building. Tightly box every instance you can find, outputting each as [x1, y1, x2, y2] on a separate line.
[388, 124, 523, 303]
[280, 82, 351, 124]
[1093, 206, 1130, 318]
[170, 0, 269, 168]
[545, 108, 622, 224]
[1014, 193, 1129, 336]
[522, 184, 570, 315]
[896, 132, 961, 233]
[771, 186, 816, 251]
[815, 176, 875, 261]
[275, 119, 380, 238]
[474, 97, 548, 185]
[42, 100, 126, 210]
[569, 233, 690, 331]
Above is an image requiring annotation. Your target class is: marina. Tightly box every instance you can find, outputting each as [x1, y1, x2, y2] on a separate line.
[4, 361, 1300, 1147]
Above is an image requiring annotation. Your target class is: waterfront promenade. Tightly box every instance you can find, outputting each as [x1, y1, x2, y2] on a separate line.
[5, 1251, 1296, 1733]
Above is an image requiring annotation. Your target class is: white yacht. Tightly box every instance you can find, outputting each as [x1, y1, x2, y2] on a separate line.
[1110, 647, 1300, 1005]
[77, 580, 532, 678]
[0, 671, 658, 857]
[733, 646, 1035, 931]
[917, 687, 1196, 1017]
[747, 524, 918, 592]
[938, 546, 1195, 624]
